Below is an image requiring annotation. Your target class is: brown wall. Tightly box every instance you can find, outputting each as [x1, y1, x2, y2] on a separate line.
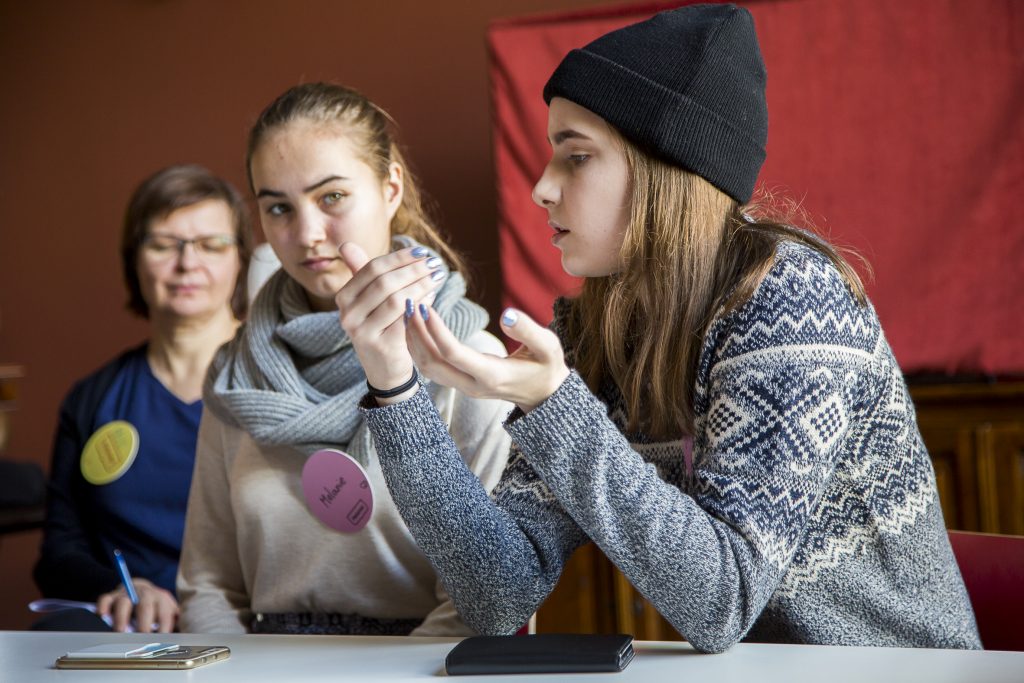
[0, 0, 650, 629]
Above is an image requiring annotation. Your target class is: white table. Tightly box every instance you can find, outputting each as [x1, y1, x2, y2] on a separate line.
[1, 631, 1021, 682]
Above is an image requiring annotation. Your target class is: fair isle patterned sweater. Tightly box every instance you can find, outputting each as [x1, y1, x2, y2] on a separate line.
[363, 241, 981, 653]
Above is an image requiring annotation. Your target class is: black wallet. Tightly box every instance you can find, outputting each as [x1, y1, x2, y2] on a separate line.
[445, 633, 635, 675]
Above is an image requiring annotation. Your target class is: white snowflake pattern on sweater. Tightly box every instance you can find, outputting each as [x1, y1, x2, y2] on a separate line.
[364, 241, 980, 652]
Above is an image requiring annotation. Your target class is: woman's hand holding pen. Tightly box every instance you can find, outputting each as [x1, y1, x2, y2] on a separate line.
[336, 242, 445, 404]
[405, 304, 570, 413]
[96, 578, 178, 633]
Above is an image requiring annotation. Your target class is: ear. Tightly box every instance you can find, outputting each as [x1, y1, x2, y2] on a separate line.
[383, 161, 404, 221]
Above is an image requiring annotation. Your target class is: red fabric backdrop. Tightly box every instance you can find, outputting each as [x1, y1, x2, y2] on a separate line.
[488, 0, 1024, 375]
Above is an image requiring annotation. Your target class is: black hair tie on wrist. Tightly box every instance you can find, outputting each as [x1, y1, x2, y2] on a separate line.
[366, 369, 419, 399]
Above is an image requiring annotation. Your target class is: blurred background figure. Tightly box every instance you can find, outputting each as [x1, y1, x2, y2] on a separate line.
[32, 164, 251, 633]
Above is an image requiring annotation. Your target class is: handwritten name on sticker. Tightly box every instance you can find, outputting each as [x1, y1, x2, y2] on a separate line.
[319, 477, 347, 508]
[301, 449, 374, 533]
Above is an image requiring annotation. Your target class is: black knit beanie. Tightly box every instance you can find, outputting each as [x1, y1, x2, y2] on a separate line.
[543, 3, 767, 204]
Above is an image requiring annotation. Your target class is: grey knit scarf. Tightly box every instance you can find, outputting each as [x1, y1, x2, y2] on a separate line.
[203, 236, 488, 463]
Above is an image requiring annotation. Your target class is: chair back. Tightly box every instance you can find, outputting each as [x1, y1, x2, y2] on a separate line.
[948, 530, 1024, 651]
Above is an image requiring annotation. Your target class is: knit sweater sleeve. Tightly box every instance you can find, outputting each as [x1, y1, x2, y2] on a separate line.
[364, 389, 590, 636]
[506, 246, 878, 653]
[407, 333, 519, 636]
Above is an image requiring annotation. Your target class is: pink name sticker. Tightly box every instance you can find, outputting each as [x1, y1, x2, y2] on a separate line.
[301, 449, 374, 533]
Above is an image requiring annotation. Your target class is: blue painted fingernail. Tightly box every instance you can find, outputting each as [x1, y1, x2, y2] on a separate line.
[411, 247, 428, 258]
[419, 304, 430, 321]
[430, 270, 446, 282]
[501, 308, 519, 326]
[405, 298, 414, 321]
[425, 256, 442, 269]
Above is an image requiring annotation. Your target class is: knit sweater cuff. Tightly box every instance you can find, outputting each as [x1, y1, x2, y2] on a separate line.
[359, 386, 450, 460]
[503, 371, 606, 468]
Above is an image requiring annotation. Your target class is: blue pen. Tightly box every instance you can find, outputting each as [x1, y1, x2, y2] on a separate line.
[113, 549, 139, 605]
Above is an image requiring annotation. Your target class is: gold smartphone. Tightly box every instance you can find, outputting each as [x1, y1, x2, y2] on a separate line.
[56, 645, 230, 670]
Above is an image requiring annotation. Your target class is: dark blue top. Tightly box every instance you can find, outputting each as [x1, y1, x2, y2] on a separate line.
[34, 344, 201, 599]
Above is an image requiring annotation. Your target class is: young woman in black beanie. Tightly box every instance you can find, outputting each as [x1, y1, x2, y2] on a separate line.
[339, 3, 980, 652]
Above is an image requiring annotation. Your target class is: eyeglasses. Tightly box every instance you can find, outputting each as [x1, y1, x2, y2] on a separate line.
[141, 234, 238, 261]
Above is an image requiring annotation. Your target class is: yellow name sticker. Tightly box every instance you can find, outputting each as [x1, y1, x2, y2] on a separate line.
[80, 421, 140, 485]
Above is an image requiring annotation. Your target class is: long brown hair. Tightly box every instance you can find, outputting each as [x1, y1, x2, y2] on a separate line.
[246, 82, 466, 278]
[566, 136, 867, 439]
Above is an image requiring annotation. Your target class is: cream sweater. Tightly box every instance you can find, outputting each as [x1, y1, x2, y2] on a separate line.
[177, 331, 512, 636]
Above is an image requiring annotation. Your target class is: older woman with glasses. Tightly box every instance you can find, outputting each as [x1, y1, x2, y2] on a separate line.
[33, 164, 251, 633]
